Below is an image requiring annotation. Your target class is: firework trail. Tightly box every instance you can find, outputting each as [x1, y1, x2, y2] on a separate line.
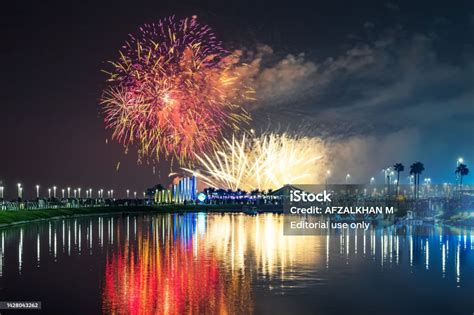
[183, 132, 327, 191]
[101, 16, 253, 165]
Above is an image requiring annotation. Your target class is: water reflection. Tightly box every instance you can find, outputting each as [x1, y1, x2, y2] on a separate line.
[102, 219, 253, 314]
[0, 213, 472, 314]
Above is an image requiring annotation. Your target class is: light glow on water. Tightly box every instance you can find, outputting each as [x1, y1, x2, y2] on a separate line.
[0, 213, 473, 314]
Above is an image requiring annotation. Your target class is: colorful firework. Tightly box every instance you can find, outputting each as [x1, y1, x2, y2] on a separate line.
[101, 16, 252, 165]
[183, 132, 327, 191]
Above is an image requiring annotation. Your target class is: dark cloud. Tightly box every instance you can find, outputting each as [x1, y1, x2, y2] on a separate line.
[244, 22, 474, 183]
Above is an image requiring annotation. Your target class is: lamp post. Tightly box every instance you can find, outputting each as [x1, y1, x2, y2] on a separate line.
[17, 183, 22, 199]
[48, 188, 51, 199]
[53, 186, 57, 199]
[345, 174, 351, 185]
[89, 189, 92, 199]
[36, 185, 40, 199]
[325, 170, 331, 188]
[424, 178, 432, 197]
[73, 189, 77, 198]
[126, 189, 130, 198]
[456, 158, 463, 185]
[111, 190, 114, 199]
[78, 188, 81, 199]
[383, 168, 391, 185]
[134, 191, 137, 199]
[0, 186, 4, 200]
[62, 189, 65, 199]
[370, 177, 375, 185]
[67, 187, 71, 198]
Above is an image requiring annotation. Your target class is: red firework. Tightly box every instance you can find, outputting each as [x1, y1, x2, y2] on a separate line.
[101, 16, 252, 165]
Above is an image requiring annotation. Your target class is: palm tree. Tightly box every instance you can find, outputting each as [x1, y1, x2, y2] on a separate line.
[409, 162, 425, 199]
[393, 163, 405, 195]
[455, 163, 469, 186]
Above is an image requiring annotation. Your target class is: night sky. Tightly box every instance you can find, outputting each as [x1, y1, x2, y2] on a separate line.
[1, 0, 473, 199]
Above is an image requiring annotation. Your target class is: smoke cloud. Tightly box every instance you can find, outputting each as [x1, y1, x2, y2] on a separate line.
[233, 25, 474, 183]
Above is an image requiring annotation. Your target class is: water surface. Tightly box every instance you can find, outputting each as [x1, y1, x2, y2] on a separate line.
[0, 213, 473, 314]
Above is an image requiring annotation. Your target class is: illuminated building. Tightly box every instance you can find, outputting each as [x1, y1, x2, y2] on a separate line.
[155, 176, 197, 204]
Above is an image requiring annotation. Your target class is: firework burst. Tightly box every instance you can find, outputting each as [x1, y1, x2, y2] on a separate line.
[101, 16, 252, 165]
[183, 132, 327, 191]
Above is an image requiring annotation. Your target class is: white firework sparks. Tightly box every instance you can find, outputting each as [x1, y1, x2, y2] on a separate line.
[183, 132, 327, 191]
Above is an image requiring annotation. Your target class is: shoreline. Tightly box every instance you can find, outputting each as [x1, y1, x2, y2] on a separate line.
[1, 205, 471, 229]
[0, 204, 283, 228]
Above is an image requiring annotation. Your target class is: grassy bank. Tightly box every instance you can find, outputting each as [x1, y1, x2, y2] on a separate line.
[0, 204, 282, 226]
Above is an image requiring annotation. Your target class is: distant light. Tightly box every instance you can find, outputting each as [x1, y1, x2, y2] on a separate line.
[197, 192, 207, 202]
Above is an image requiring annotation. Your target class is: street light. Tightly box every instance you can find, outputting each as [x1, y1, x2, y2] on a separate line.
[78, 188, 81, 199]
[325, 170, 331, 187]
[134, 191, 137, 199]
[73, 189, 77, 198]
[126, 189, 130, 198]
[456, 158, 464, 186]
[0, 186, 4, 200]
[17, 183, 22, 199]
[89, 189, 92, 199]
[36, 185, 40, 199]
[62, 189, 65, 199]
[53, 186, 57, 198]
[67, 187, 71, 198]
[111, 190, 114, 199]
[370, 177, 375, 185]
[382, 168, 393, 185]
[345, 174, 351, 184]
[48, 188, 51, 199]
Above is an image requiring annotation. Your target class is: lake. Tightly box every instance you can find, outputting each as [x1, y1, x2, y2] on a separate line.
[0, 212, 473, 314]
